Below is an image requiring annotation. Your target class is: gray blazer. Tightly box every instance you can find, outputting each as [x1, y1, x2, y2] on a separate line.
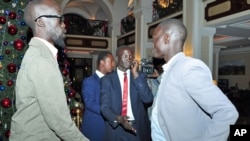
[155, 53, 238, 141]
[10, 38, 89, 141]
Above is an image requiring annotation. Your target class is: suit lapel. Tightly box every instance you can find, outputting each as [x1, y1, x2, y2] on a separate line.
[112, 71, 122, 101]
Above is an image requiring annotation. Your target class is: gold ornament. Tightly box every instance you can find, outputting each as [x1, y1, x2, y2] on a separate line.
[0, 62, 2, 69]
[75, 108, 82, 129]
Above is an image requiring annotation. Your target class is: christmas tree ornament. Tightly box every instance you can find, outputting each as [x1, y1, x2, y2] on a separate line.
[0, 62, 2, 69]
[13, 38, 25, 50]
[5, 50, 10, 54]
[8, 11, 16, 19]
[4, 10, 9, 16]
[18, 9, 23, 14]
[21, 35, 26, 40]
[71, 108, 77, 116]
[63, 59, 70, 67]
[74, 101, 80, 108]
[21, 1, 25, 6]
[3, 41, 8, 46]
[17, 14, 21, 19]
[0, 16, 6, 24]
[0, 86, 5, 91]
[62, 68, 69, 76]
[19, 29, 24, 35]
[11, 3, 17, 8]
[7, 63, 17, 73]
[5, 130, 10, 138]
[20, 21, 25, 26]
[1, 98, 11, 108]
[68, 89, 76, 98]
[8, 24, 18, 35]
[7, 80, 13, 86]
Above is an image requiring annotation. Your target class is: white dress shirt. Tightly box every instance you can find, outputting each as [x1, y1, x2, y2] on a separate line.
[151, 52, 182, 141]
[117, 68, 135, 120]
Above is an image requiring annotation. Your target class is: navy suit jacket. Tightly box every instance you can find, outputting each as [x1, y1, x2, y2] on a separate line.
[81, 73, 105, 141]
[100, 70, 153, 141]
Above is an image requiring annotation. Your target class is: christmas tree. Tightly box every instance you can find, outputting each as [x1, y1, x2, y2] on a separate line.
[57, 47, 84, 129]
[0, 0, 29, 140]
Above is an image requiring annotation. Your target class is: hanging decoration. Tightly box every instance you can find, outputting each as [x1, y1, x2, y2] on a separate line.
[8, 24, 18, 35]
[152, 0, 183, 21]
[7, 63, 17, 73]
[0, 16, 6, 24]
[13, 38, 25, 51]
[1, 98, 12, 108]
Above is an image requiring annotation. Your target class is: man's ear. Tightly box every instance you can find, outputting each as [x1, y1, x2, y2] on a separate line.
[100, 59, 105, 65]
[35, 18, 45, 27]
[163, 34, 170, 44]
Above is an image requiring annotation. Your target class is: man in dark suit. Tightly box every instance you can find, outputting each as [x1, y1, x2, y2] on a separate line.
[100, 46, 153, 141]
[81, 51, 115, 141]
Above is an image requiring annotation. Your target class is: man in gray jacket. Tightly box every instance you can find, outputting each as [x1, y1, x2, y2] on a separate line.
[151, 19, 238, 141]
[9, 0, 89, 141]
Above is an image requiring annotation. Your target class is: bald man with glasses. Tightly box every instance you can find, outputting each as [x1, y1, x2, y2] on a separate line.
[9, 0, 89, 141]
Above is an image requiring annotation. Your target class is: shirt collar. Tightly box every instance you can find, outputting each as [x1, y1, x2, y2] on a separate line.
[33, 37, 58, 59]
[162, 52, 183, 72]
[95, 70, 104, 78]
[117, 67, 130, 75]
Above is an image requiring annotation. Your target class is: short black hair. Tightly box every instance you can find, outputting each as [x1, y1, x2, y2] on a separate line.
[116, 45, 131, 56]
[97, 51, 112, 66]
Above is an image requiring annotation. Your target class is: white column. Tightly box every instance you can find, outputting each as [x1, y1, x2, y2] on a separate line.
[133, 0, 154, 60]
[183, 0, 216, 71]
[213, 47, 221, 81]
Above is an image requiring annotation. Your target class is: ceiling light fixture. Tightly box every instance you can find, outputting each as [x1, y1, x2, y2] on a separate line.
[158, 0, 174, 8]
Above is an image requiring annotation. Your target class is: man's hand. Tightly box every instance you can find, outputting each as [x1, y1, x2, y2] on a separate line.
[116, 115, 137, 134]
[131, 59, 139, 79]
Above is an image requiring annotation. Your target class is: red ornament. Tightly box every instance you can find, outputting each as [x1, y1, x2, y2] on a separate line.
[5, 50, 11, 54]
[7, 80, 13, 86]
[8, 25, 18, 35]
[63, 48, 67, 53]
[8, 11, 17, 19]
[68, 89, 76, 98]
[0, 16, 6, 24]
[0, 81, 2, 85]
[62, 68, 69, 76]
[7, 63, 17, 73]
[1, 98, 11, 108]
[14, 39, 25, 51]
[71, 108, 77, 116]
[5, 129, 10, 138]
[63, 59, 70, 67]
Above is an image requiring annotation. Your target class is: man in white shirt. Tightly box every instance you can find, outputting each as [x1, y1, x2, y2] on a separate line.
[151, 18, 238, 141]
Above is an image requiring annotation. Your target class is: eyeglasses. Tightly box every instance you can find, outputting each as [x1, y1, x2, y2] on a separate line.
[34, 15, 64, 23]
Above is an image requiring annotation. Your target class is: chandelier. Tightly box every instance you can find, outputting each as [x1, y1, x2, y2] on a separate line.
[158, 0, 174, 8]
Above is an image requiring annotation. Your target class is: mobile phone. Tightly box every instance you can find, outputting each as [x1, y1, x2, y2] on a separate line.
[131, 60, 136, 68]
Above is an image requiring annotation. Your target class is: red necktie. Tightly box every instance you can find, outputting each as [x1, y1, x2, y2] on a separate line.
[121, 72, 128, 116]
